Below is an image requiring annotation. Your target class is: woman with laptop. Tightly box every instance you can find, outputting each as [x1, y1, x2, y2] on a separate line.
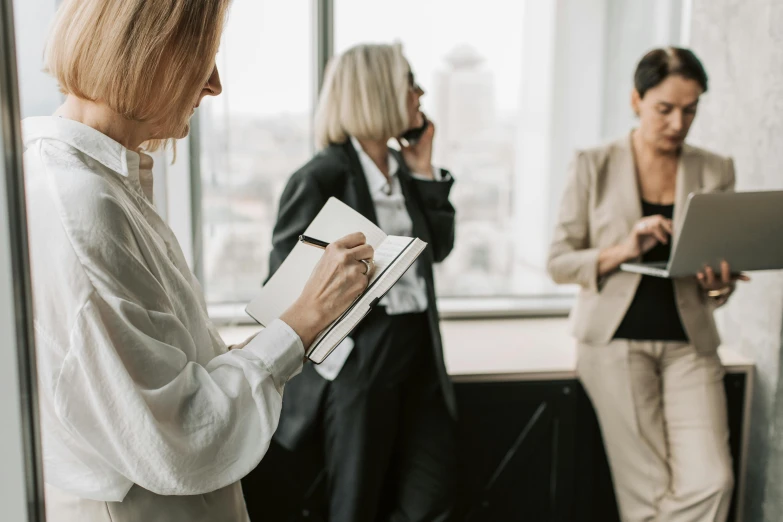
[266, 44, 456, 521]
[548, 47, 748, 521]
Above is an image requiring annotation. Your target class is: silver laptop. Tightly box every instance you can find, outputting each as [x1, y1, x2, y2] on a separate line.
[621, 190, 783, 278]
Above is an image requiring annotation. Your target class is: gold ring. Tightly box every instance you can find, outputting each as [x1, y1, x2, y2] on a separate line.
[707, 287, 732, 298]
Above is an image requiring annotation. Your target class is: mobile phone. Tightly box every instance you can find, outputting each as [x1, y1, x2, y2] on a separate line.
[400, 114, 429, 147]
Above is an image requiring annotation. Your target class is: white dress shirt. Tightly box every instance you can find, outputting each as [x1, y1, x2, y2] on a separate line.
[23, 116, 304, 509]
[313, 138, 442, 380]
[351, 137, 436, 314]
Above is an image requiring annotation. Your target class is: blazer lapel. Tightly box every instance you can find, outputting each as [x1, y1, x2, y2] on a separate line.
[611, 133, 643, 232]
[394, 157, 433, 273]
[339, 141, 379, 225]
[673, 144, 703, 237]
[396, 164, 429, 243]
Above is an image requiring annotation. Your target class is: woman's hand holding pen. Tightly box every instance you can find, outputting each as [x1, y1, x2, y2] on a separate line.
[280, 232, 374, 348]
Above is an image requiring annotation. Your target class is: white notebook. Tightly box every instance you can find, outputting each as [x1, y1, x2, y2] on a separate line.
[246, 197, 427, 364]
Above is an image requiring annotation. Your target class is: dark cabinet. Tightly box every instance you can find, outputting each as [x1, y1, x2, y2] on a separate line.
[242, 373, 748, 521]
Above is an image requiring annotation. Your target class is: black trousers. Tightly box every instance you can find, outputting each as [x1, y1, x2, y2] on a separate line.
[320, 307, 456, 522]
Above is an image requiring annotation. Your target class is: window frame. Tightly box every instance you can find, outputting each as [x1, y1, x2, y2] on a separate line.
[193, 0, 576, 323]
[1, 0, 46, 517]
[192, 0, 693, 323]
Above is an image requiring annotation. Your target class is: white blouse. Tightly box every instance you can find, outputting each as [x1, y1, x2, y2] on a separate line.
[350, 136, 434, 315]
[23, 116, 304, 504]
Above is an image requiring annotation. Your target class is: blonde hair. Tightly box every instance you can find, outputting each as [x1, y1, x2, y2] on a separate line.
[44, 0, 230, 150]
[314, 43, 411, 149]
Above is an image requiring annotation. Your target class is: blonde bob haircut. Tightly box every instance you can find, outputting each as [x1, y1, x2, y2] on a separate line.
[315, 43, 411, 149]
[45, 0, 230, 148]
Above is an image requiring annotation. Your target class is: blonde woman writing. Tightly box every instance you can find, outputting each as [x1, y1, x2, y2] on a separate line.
[25, 1, 372, 520]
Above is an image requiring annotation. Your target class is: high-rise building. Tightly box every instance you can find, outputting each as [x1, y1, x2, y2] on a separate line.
[432, 45, 519, 295]
[433, 44, 495, 151]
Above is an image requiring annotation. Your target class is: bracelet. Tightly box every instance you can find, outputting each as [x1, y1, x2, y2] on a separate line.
[707, 286, 732, 298]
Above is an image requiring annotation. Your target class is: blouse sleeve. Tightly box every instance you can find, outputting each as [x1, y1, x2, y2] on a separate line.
[48, 188, 304, 497]
[54, 289, 303, 496]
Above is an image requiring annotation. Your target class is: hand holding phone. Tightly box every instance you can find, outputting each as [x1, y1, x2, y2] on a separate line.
[398, 113, 435, 176]
[399, 114, 429, 147]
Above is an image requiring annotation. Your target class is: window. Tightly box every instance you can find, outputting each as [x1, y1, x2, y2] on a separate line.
[198, 0, 313, 304]
[195, 0, 689, 314]
[334, 0, 568, 298]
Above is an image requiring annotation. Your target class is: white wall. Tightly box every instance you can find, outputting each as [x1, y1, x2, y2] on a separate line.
[546, 0, 608, 235]
[514, 0, 609, 269]
[688, 1, 783, 519]
[513, 0, 559, 269]
[601, 0, 686, 141]
[14, 0, 61, 118]
[515, 0, 687, 269]
[162, 138, 195, 268]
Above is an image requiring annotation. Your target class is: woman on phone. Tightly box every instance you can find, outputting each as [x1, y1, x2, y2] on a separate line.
[267, 43, 457, 522]
[548, 47, 747, 521]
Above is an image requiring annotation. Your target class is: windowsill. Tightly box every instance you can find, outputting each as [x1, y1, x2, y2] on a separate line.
[207, 295, 575, 326]
[218, 316, 754, 382]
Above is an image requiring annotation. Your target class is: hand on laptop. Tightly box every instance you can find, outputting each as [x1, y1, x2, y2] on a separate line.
[624, 215, 673, 259]
[696, 260, 751, 306]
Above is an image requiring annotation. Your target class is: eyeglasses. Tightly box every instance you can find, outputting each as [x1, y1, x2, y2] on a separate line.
[408, 71, 423, 93]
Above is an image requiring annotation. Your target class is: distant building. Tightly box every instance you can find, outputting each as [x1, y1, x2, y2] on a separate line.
[432, 45, 517, 291]
[433, 44, 496, 148]
[197, 44, 565, 303]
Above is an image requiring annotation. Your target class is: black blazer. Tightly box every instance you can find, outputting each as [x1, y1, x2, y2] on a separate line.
[268, 140, 457, 450]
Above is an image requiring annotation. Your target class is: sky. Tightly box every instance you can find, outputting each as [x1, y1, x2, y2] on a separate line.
[213, 0, 526, 118]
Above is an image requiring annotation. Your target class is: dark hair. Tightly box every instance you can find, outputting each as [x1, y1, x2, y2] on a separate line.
[634, 47, 708, 98]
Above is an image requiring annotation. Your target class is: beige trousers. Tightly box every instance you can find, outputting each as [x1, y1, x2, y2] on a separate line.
[44, 481, 250, 522]
[577, 340, 733, 522]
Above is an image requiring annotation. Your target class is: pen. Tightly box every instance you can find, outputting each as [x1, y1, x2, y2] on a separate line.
[299, 234, 330, 249]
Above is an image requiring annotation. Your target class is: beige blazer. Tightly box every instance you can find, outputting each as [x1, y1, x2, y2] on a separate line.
[547, 133, 735, 352]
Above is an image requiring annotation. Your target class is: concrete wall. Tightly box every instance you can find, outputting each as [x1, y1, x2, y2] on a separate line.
[688, 1, 783, 520]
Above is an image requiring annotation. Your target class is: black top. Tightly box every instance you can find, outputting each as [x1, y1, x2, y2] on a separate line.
[613, 200, 689, 342]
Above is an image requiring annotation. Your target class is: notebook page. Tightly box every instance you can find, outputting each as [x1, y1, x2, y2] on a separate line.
[305, 235, 413, 356]
[246, 242, 321, 326]
[304, 198, 387, 248]
[308, 238, 427, 363]
[367, 235, 414, 285]
[363, 238, 426, 310]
